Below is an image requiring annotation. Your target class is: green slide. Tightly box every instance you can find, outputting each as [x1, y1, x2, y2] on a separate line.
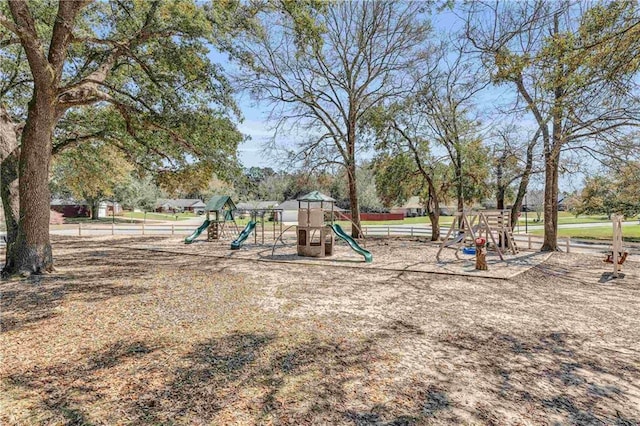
[331, 224, 373, 263]
[231, 221, 257, 250]
[184, 219, 211, 244]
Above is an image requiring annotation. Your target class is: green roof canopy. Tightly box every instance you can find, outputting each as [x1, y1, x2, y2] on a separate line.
[205, 195, 236, 212]
[297, 191, 335, 202]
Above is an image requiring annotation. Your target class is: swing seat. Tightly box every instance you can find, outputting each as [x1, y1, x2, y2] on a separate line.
[604, 251, 628, 265]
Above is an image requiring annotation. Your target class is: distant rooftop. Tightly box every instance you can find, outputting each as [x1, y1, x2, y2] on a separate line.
[156, 198, 205, 208]
[237, 201, 280, 210]
[297, 191, 336, 202]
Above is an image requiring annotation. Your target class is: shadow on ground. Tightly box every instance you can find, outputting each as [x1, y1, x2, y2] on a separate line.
[2, 239, 187, 333]
[4, 332, 459, 425]
[438, 328, 639, 425]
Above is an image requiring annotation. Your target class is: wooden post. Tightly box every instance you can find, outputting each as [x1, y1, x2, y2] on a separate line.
[387, 226, 390, 237]
[78, 223, 81, 236]
[565, 237, 571, 253]
[112, 223, 115, 236]
[475, 238, 488, 270]
[142, 223, 145, 235]
[171, 224, 174, 235]
[612, 214, 624, 278]
[528, 235, 532, 250]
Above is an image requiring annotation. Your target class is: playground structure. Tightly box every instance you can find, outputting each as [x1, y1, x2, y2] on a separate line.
[270, 191, 373, 263]
[231, 208, 283, 250]
[296, 196, 334, 258]
[437, 210, 519, 263]
[185, 196, 238, 244]
[604, 214, 628, 278]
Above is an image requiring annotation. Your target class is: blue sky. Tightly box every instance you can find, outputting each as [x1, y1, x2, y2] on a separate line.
[213, 7, 595, 193]
[224, 8, 473, 171]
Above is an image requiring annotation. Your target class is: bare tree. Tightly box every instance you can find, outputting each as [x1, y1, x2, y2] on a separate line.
[415, 40, 490, 214]
[236, 1, 430, 237]
[370, 97, 447, 241]
[490, 124, 542, 228]
[466, 0, 640, 250]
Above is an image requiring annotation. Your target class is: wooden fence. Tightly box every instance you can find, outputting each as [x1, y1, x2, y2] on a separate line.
[45, 223, 639, 255]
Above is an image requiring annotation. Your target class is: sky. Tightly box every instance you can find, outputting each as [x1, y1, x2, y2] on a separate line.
[223, 8, 472, 171]
[212, 6, 601, 194]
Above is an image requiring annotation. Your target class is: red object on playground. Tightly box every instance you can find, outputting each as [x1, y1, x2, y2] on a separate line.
[475, 237, 486, 245]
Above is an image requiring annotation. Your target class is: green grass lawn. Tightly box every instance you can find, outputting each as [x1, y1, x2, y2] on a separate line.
[235, 211, 632, 230]
[530, 224, 640, 242]
[61, 217, 133, 224]
[515, 211, 615, 226]
[124, 211, 199, 221]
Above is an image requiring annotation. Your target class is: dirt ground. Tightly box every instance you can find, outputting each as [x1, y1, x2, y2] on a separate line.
[1, 235, 639, 425]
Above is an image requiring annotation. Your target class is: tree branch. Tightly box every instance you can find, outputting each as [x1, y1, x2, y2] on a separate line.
[5, 3, 51, 86]
[48, 0, 88, 78]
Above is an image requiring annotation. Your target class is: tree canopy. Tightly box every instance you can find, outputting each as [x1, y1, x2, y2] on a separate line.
[0, 0, 245, 274]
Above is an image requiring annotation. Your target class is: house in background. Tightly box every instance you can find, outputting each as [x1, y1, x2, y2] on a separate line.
[390, 196, 424, 217]
[277, 194, 346, 223]
[155, 198, 206, 214]
[50, 198, 90, 218]
[98, 201, 123, 218]
[276, 199, 301, 222]
[236, 200, 280, 219]
[390, 196, 457, 217]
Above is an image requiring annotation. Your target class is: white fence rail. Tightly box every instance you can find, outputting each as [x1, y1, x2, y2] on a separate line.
[39, 223, 640, 255]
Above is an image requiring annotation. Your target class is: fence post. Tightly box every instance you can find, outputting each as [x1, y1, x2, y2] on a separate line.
[387, 226, 390, 237]
[171, 224, 175, 235]
[142, 223, 145, 235]
[111, 223, 115, 236]
[566, 237, 571, 253]
[78, 223, 81, 236]
[528, 235, 532, 250]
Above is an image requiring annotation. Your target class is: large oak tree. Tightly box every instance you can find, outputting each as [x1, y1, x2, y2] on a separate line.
[467, 0, 640, 250]
[0, 0, 242, 275]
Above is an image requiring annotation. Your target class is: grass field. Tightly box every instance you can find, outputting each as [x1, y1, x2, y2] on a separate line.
[123, 212, 199, 221]
[530, 224, 640, 243]
[61, 216, 134, 224]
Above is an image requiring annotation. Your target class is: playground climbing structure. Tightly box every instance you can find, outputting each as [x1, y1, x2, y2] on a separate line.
[184, 195, 239, 244]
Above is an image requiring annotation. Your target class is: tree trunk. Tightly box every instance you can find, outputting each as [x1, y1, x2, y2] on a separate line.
[496, 155, 505, 210]
[0, 107, 21, 274]
[425, 177, 440, 241]
[89, 198, 100, 220]
[496, 186, 505, 211]
[510, 139, 535, 229]
[542, 14, 563, 252]
[541, 151, 559, 251]
[6, 94, 55, 275]
[345, 116, 362, 239]
[455, 149, 464, 213]
[346, 161, 362, 238]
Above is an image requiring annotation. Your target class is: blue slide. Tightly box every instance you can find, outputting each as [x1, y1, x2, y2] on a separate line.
[185, 219, 211, 244]
[231, 221, 257, 250]
[330, 224, 373, 263]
